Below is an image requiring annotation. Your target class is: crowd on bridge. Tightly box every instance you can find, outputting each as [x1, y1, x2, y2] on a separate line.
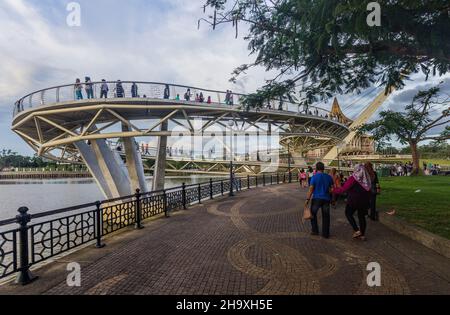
[68, 78, 341, 121]
[302, 162, 380, 242]
[15, 78, 345, 123]
[72, 78, 236, 106]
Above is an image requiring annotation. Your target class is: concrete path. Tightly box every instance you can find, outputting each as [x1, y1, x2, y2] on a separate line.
[1, 184, 449, 295]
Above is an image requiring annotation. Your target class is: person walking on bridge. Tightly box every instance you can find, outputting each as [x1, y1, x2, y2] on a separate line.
[85, 77, 94, 99]
[184, 88, 191, 101]
[131, 82, 139, 98]
[100, 79, 109, 98]
[164, 84, 170, 99]
[305, 162, 334, 239]
[115, 80, 124, 98]
[74, 78, 83, 100]
[333, 164, 372, 241]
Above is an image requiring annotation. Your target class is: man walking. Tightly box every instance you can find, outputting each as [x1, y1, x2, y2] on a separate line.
[305, 162, 334, 238]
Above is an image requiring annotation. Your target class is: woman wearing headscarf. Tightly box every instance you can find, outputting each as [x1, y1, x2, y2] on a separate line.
[333, 164, 372, 241]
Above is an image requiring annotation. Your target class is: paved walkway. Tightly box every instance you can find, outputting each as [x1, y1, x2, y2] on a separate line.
[1, 184, 449, 295]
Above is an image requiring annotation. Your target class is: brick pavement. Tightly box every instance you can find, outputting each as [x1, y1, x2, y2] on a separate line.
[0, 184, 449, 295]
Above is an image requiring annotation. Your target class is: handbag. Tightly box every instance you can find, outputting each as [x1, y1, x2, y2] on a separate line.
[303, 201, 312, 221]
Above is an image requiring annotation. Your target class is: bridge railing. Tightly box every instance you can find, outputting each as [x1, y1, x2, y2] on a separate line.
[0, 172, 300, 285]
[13, 81, 332, 118]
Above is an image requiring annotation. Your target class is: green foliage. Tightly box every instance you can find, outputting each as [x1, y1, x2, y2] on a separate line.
[359, 85, 449, 174]
[359, 86, 450, 145]
[202, 0, 450, 108]
[0, 149, 50, 169]
[399, 142, 450, 159]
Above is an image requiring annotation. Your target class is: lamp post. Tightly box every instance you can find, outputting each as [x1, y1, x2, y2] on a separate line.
[228, 120, 235, 197]
[337, 142, 344, 173]
[286, 139, 292, 183]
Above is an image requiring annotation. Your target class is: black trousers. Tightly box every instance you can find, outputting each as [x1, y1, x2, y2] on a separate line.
[100, 91, 108, 98]
[345, 205, 367, 236]
[310, 199, 331, 238]
[369, 194, 378, 220]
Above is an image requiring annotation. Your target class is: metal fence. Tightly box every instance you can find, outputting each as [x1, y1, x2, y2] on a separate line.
[0, 172, 298, 285]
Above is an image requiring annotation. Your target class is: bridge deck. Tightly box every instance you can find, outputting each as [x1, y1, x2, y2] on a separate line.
[1, 184, 448, 295]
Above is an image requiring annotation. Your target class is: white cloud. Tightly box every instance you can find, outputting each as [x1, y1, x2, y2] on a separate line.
[0, 0, 448, 154]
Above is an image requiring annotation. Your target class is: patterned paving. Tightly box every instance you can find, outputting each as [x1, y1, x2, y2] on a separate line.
[1, 184, 449, 295]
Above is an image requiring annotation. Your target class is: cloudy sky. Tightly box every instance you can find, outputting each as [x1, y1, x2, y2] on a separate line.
[0, 0, 448, 155]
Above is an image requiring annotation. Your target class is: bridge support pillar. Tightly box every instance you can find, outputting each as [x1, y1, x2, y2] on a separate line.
[122, 124, 148, 193]
[291, 147, 306, 166]
[75, 140, 132, 199]
[152, 120, 168, 191]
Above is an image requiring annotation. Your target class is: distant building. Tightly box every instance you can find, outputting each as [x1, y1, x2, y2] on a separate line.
[306, 98, 375, 158]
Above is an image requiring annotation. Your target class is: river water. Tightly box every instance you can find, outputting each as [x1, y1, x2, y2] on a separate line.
[0, 176, 226, 221]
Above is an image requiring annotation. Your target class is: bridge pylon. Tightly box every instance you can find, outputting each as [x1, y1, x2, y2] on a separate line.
[323, 88, 395, 165]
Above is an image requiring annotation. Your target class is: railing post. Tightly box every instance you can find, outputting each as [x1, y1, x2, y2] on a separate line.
[247, 175, 250, 190]
[221, 180, 224, 196]
[95, 201, 105, 248]
[263, 174, 266, 186]
[198, 184, 202, 204]
[182, 183, 187, 210]
[283, 173, 286, 183]
[210, 179, 214, 200]
[15, 207, 37, 285]
[271, 174, 273, 185]
[255, 176, 258, 187]
[163, 190, 169, 217]
[135, 189, 143, 229]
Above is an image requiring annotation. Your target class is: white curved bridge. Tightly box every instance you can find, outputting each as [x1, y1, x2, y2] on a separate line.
[12, 81, 350, 199]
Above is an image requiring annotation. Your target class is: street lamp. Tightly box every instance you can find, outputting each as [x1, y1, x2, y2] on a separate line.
[337, 142, 345, 172]
[286, 139, 292, 183]
[228, 120, 235, 197]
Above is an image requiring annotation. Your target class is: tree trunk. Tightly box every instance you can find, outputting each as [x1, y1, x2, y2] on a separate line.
[410, 141, 420, 175]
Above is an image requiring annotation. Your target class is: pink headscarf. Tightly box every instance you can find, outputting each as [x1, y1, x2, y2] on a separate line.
[352, 164, 371, 192]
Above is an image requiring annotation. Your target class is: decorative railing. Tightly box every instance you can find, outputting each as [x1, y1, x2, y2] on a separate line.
[13, 81, 333, 118]
[0, 172, 299, 285]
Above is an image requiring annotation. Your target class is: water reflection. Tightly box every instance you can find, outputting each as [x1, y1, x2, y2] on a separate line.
[0, 176, 226, 221]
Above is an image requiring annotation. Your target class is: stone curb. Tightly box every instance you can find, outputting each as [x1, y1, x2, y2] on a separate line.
[379, 212, 450, 259]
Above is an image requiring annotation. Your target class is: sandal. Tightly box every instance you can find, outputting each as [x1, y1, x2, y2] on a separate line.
[358, 236, 367, 241]
[352, 231, 362, 239]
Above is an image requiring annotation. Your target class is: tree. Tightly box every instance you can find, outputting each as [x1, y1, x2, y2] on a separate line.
[201, 0, 450, 107]
[0, 149, 50, 170]
[358, 86, 449, 175]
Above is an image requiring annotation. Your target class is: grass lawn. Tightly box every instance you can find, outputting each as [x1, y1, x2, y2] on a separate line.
[378, 176, 450, 239]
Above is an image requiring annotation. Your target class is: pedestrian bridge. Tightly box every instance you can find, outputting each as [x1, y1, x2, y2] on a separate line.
[11, 81, 350, 199]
